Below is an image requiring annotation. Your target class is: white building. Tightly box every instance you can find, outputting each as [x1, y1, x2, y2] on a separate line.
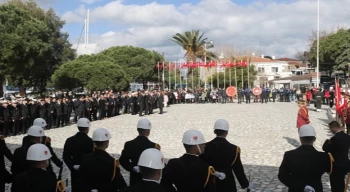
[247, 56, 292, 87]
[75, 44, 101, 56]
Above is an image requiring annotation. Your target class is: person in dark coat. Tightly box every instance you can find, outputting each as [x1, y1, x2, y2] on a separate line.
[1, 101, 11, 137]
[119, 119, 161, 185]
[278, 124, 333, 192]
[79, 128, 126, 192]
[19, 99, 29, 134]
[144, 92, 150, 115]
[63, 118, 93, 192]
[157, 92, 164, 114]
[322, 121, 350, 192]
[74, 97, 85, 120]
[122, 149, 167, 192]
[54, 99, 64, 128]
[201, 119, 252, 192]
[98, 95, 107, 120]
[11, 143, 65, 192]
[10, 102, 20, 135]
[11, 125, 45, 177]
[315, 88, 323, 112]
[62, 98, 69, 126]
[138, 92, 145, 117]
[329, 87, 335, 108]
[0, 135, 13, 192]
[161, 130, 216, 192]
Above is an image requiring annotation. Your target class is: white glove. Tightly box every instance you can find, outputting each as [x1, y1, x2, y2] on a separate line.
[133, 166, 140, 173]
[304, 185, 315, 192]
[73, 165, 80, 170]
[247, 183, 254, 190]
[214, 171, 226, 180]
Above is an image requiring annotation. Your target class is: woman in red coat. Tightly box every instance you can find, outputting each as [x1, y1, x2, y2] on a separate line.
[306, 89, 312, 106]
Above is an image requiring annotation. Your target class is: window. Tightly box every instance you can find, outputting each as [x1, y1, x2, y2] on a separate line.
[271, 67, 278, 72]
[258, 67, 265, 73]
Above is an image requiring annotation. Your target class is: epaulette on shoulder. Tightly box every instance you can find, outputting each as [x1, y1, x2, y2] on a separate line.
[56, 180, 65, 192]
[45, 137, 51, 145]
[115, 159, 120, 167]
[155, 143, 161, 150]
[231, 146, 241, 166]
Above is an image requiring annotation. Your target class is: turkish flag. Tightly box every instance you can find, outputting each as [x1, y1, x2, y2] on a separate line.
[335, 79, 343, 114]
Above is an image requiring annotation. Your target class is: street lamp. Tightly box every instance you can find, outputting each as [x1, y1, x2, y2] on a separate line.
[204, 40, 214, 90]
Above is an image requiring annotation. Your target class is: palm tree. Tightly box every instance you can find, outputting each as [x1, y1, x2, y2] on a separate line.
[172, 30, 217, 62]
[172, 30, 217, 89]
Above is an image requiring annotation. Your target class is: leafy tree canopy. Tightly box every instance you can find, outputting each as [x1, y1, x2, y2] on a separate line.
[52, 54, 128, 91]
[53, 46, 163, 91]
[309, 28, 350, 72]
[0, 0, 75, 93]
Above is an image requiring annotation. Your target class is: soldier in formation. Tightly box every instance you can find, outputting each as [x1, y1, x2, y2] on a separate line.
[323, 121, 350, 192]
[119, 118, 161, 185]
[122, 149, 166, 192]
[11, 144, 65, 192]
[278, 124, 334, 191]
[201, 119, 253, 192]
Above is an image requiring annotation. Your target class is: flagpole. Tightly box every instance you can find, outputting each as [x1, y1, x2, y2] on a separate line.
[241, 60, 244, 89]
[168, 62, 171, 90]
[157, 61, 160, 88]
[175, 62, 177, 89]
[211, 60, 213, 90]
[191, 61, 194, 90]
[186, 65, 188, 89]
[217, 61, 219, 88]
[234, 60, 237, 88]
[224, 62, 226, 89]
[229, 60, 232, 86]
[162, 61, 165, 90]
[247, 59, 250, 89]
[198, 61, 200, 89]
[316, 0, 320, 88]
[180, 62, 182, 89]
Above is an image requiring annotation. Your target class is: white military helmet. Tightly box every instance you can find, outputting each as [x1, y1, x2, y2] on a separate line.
[27, 125, 45, 137]
[138, 148, 164, 169]
[33, 118, 47, 127]
[92, 128, 111, 141]
[214, 119, 229, 131]
[182, 129, 206, 145]
[299, 124, 316, 137]
[137, 118, 152, 129]
[26, 143, 52, 161]
[77, 118, 91, 128]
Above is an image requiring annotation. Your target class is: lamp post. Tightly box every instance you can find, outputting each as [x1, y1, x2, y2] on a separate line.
[316, 0, 320, 88]
[204, 40, 214, 90]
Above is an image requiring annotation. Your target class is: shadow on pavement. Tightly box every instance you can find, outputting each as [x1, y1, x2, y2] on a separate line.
[283, 137, 300, 148]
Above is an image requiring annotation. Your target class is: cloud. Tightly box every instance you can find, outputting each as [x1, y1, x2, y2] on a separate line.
[65, 0, 350, 60]
[80, 0, 100, 4]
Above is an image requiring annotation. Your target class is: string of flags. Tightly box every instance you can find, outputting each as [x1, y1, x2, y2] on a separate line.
[155, 61, 249, 69]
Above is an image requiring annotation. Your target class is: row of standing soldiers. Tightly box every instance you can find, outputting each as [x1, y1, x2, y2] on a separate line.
[0, 90, 168, 137]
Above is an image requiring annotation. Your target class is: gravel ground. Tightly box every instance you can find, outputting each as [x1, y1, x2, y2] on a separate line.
[3, 102, 340, 191]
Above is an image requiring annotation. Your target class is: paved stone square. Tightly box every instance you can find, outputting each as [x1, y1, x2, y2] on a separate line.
[4, 102, 340, 191]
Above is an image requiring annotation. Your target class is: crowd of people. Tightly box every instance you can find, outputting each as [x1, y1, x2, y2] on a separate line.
[0, 85, 339, 138]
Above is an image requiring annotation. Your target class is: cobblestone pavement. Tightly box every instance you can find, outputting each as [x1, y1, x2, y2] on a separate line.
[3, 102, 339, 191]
